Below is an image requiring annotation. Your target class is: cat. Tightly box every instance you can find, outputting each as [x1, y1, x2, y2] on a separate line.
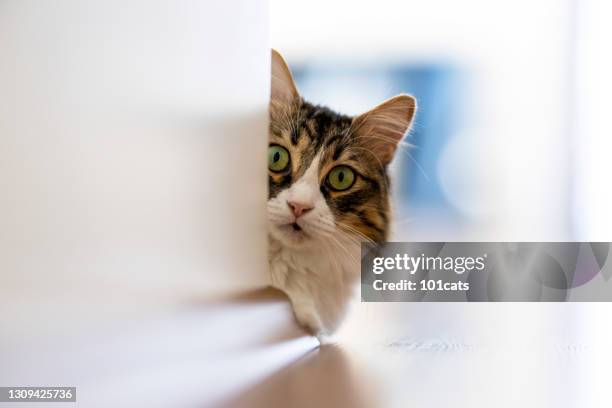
[267, 49, 416, 340]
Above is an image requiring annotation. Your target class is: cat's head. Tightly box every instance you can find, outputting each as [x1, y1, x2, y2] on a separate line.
[267, 50, 416, 250]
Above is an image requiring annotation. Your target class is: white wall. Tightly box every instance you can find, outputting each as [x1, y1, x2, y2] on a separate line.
[0, 0, 270, 334]
[574, 0, 612, 241]
[0, 2, 299, 406]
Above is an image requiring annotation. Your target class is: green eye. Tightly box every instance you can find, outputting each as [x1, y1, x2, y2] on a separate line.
[327, 166, 355, 191]
[268, 145, 290, 172]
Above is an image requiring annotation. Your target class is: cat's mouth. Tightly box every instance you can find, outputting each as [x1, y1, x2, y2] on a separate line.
[280, 221, 306, 235]
[274, 221, 310, 245]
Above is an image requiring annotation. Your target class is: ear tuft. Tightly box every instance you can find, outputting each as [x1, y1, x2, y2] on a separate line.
[351, 94, 416, 165]
[271, 49, 299, 104]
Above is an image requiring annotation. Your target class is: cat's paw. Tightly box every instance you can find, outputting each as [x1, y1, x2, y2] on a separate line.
[315, 332, 335, 344]
[292, 303, 324, 336]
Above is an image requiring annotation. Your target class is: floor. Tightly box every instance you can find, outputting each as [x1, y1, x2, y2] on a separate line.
[225, 302, 612, 408]
[3, 286, 610, 407]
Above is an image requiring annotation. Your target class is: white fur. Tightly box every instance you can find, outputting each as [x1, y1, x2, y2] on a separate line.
[267, 154, 361, 340]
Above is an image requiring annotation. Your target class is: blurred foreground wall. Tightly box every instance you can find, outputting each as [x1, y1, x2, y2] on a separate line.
[0, 2, 292, 406]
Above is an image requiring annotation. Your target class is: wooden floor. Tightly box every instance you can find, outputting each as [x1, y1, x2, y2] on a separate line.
[3, 282, 610, 407]
[220, 302, 612, 408]
[224, 344, 377, 408]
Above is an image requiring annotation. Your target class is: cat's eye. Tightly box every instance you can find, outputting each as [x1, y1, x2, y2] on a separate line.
[327, 166, 355, 191]
[268, 145, 290, 172]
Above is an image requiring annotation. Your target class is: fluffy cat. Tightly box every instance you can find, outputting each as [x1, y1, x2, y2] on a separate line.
[267, 50, 416, 339]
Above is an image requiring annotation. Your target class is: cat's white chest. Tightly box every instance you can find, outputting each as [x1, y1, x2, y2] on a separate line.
[268, 238, 360, 335]
[268, 240, 353, 290]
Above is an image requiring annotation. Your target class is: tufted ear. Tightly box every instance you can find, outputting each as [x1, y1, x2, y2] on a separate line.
[352, 94, 416, 165]
[271, 49, 299, 104]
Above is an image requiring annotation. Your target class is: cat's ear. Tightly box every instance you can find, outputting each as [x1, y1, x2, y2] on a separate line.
[352, 94, 416, 165]
[271, 49, 299, 103]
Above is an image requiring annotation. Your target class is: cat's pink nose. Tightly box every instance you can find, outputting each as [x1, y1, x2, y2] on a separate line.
[287, 200, 313, 218]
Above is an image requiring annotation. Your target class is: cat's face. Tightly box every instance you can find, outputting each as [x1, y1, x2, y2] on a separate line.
[267, 50, 415, 250]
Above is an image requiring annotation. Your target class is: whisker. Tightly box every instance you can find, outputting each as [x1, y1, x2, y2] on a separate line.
[335, 220, 375, 244]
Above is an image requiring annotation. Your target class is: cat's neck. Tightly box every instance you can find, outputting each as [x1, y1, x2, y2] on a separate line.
[268, 234, 361, 282]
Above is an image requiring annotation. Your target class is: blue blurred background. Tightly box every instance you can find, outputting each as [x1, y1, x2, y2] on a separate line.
[272, 0, 612, 242]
